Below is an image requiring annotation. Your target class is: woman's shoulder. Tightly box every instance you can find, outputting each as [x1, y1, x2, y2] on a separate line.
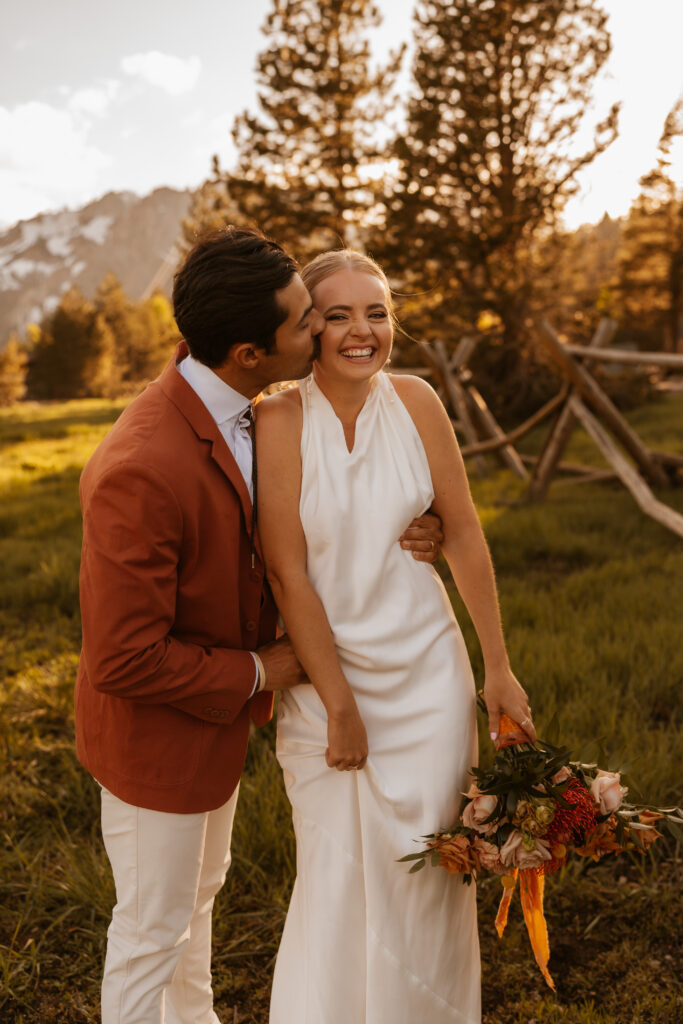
[388, 372, 443, 416]
[255, 383, 303, 427]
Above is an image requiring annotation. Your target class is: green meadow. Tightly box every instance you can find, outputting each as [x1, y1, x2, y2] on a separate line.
[1, 393, 681, 1023]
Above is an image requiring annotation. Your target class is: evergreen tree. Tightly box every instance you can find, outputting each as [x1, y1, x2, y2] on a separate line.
[384, 0, 618, 407]
[185, 0, 403, 258]
[0, 335, 29, 406]
[27, 288, 99, 400]
[183, 155, 247, 248]
[536, 213, 622, 341]
[28, 288, 111, 399]
[26, 277, 177, 402]
[616, 99, 683, 353]
[94, 273, 176, 386]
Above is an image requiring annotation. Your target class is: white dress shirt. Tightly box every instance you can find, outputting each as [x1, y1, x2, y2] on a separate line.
[178, 353, 254, 499]
[177, 353, 260, 694]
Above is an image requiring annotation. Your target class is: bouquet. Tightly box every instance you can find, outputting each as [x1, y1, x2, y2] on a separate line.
[400, 700, 682, 989]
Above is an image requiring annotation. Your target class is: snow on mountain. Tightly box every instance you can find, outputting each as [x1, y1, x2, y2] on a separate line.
[0, 187, 192, 347]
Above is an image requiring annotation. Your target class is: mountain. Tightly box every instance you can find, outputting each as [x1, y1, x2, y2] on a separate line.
[0, 187, 192, 347]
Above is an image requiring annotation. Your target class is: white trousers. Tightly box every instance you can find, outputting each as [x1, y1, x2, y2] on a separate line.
[100, 785, 239, 1024]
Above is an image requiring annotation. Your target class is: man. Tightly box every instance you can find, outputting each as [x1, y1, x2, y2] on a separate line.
[76, 227, 443, 1024]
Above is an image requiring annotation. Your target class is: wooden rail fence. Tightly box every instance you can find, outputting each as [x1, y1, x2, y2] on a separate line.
[393, 320, 683, 539]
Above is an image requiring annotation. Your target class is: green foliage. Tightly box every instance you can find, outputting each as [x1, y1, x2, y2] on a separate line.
[24, 275, 177, 402]
[615, 99, 683, 354]
[382, 0, 619, 416]
[386, 0, 618, 313]
[0, 336, 29, 407]
[536, 216, 623, 345]
[184, 0, 404, 259]
[1, 395, 682, 1022]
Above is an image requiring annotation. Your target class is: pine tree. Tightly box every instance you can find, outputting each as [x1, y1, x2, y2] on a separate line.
[384, 0, 618, 403]
[94, 273, 175, 386]
[185, 0, 403, 259]
[536, 213, 622, 342]
[27, 288, 97, 400]
[0, 335, 29, 406]
[27, 287, 118, 399]
[616, 100, 683, 353]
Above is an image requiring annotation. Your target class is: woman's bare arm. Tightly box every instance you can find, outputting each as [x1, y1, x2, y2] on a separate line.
[255, 391, 368, 769]
[392, 374, 536, 743]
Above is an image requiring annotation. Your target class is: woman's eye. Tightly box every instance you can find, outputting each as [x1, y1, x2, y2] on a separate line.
[370, 312, 388, 319]
[326, 314, 346, 322]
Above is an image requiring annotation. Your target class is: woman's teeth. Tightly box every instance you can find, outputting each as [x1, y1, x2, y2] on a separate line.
[341, 348, 374, 359]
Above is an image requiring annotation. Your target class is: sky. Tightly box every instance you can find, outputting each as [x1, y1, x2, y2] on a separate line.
[0, 0, 681, 232]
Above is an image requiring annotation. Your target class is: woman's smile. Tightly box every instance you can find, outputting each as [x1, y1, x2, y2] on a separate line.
[310, 269, 393, 382]
[339, 345, 377, 361]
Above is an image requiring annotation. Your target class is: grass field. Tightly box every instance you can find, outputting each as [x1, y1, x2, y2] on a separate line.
[1, 393, 682, 1023]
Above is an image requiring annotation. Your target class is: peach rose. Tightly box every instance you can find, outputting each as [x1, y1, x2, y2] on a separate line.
[500, 831, 553, 870]
[434, 834, 478, 875]
[590, 770, 627, 815]
[472, 837, 506, 874]
[462, 785, 498, 836]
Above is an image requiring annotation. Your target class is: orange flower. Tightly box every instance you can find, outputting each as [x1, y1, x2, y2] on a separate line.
[634, 809, 663, 851]
[575, 816, 623, 860]
[431, 834, 479, 875]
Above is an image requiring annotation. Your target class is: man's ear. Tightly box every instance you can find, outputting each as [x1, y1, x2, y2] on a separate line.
[229, 341, 267, 370]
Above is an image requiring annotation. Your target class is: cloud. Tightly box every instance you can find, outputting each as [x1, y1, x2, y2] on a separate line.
[68, 80, 120, 117]
[121, 51, 201, 96]
[0, 101, 111, 225]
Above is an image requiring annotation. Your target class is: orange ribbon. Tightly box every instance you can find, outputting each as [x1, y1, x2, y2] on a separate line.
[493, 714, 555, 991]
[495, 868, 555, 990]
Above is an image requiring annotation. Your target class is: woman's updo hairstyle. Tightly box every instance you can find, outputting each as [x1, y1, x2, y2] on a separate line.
[301, 250, 395, 321]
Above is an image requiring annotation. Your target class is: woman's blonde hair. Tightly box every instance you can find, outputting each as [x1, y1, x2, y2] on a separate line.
[301, 250, 394, 314]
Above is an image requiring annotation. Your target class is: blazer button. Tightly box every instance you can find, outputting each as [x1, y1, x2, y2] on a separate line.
[245, 620, 257, 631]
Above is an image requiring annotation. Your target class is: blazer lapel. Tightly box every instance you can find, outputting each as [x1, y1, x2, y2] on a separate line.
[160, 344, 256, 540]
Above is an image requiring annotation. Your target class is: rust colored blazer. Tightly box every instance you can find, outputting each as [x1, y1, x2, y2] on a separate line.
[75, 343, 276, 812]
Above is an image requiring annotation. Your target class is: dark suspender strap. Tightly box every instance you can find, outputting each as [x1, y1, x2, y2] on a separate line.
[247, 405, 258, 568]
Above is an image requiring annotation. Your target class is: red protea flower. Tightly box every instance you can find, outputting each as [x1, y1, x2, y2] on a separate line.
[540, 777, 598, 874]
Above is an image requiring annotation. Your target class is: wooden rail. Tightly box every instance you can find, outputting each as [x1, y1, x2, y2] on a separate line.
[563, 345, 683, 369]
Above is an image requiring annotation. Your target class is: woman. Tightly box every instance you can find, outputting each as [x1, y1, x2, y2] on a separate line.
[256, 251, 535, 1023]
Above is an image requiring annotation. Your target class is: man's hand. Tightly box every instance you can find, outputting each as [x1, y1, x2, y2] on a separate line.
[399, 511, 444, 563]
[256, 635, 309, 691]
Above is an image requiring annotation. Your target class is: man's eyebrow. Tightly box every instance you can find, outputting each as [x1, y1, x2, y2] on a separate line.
[297, 303, 314, 326]
[323, 303, 387, 314]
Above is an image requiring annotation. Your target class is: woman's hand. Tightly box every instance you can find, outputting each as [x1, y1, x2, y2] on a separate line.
[483, 667, 536, 745]
[326, 703, 368, 771]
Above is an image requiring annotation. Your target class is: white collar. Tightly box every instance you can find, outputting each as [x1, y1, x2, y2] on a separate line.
[177, 353, 250, 425]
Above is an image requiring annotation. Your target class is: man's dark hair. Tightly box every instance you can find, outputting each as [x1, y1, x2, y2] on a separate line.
[172, 227, 299, 367]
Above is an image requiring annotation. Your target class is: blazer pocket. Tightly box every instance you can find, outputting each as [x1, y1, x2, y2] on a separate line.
[114, 704, 207, 789]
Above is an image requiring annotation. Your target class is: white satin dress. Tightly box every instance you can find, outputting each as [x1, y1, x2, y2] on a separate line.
[269, 371, 481, 1024]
